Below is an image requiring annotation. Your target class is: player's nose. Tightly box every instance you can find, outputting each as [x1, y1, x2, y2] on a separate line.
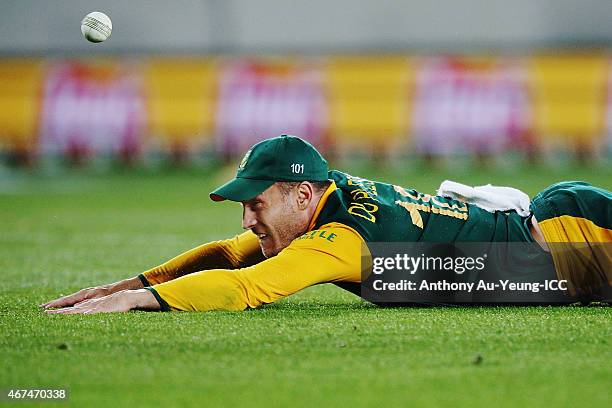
[242, 206, 257, 230]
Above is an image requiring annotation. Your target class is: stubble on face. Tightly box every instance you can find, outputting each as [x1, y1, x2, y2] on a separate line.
[256, 185, 309, 258]
[259, 194, 302, 257]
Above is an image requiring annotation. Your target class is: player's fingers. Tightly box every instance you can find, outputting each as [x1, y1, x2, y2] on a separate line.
[44, 307, 73, 314]
[41, 297, 74, 309]
[45, 301, 90, 314]
[41, 294, 76, 309]
[42, 290, 90, 309]
[40, 298, 66, 309]
[40, 296, 68, 308]
[45, 306, 86, 315]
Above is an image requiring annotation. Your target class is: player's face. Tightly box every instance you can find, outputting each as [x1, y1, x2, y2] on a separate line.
[242, 184, 305, 258]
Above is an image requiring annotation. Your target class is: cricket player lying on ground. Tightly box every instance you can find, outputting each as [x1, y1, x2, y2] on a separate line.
[42, 135, 612, 314]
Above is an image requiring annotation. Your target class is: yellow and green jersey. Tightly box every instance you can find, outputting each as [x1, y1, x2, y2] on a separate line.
[315, 170, 533, 243]
[140, 172, 610, 311]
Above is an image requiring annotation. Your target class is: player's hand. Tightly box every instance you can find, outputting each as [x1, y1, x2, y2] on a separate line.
[40, 286, 112, 310]
[45, 291, 134, 314]
[44, 289, 159, 315]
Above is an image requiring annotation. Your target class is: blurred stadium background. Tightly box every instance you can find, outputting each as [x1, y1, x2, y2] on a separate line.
[2, 0, 612, 169]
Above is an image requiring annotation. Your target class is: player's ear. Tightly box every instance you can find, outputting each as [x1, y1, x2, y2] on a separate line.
[296, 182, 314, 210]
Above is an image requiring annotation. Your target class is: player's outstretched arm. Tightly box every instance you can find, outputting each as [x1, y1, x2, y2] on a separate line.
[148, 223, 362, 311]
[40, 276, 144, 310]
[41, 231, 263, 310]
[140, 231, 264, 285]
[41, 224, 361, 313]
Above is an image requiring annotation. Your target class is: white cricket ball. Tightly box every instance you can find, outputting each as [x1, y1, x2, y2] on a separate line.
[81, 11, 112, 43]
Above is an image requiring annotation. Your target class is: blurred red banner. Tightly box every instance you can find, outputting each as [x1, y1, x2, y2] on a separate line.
[411, 57, 531, 155]
[40, 61, 146, 159]
[215, 60, 328, 155]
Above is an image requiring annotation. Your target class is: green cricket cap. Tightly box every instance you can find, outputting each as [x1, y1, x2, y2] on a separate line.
[210, 135, 329, 202]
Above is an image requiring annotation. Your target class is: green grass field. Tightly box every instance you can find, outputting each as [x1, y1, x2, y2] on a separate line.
[1, 162, 611, 407]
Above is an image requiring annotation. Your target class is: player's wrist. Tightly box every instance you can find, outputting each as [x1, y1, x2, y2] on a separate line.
[106, 277, 144, 294]
[125, 289, 160, 311]
[123, 276, 145, 290]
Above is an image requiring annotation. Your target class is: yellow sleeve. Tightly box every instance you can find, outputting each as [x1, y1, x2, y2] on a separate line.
[141, 230, 265, 285]
[149, 222, 364, 311]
